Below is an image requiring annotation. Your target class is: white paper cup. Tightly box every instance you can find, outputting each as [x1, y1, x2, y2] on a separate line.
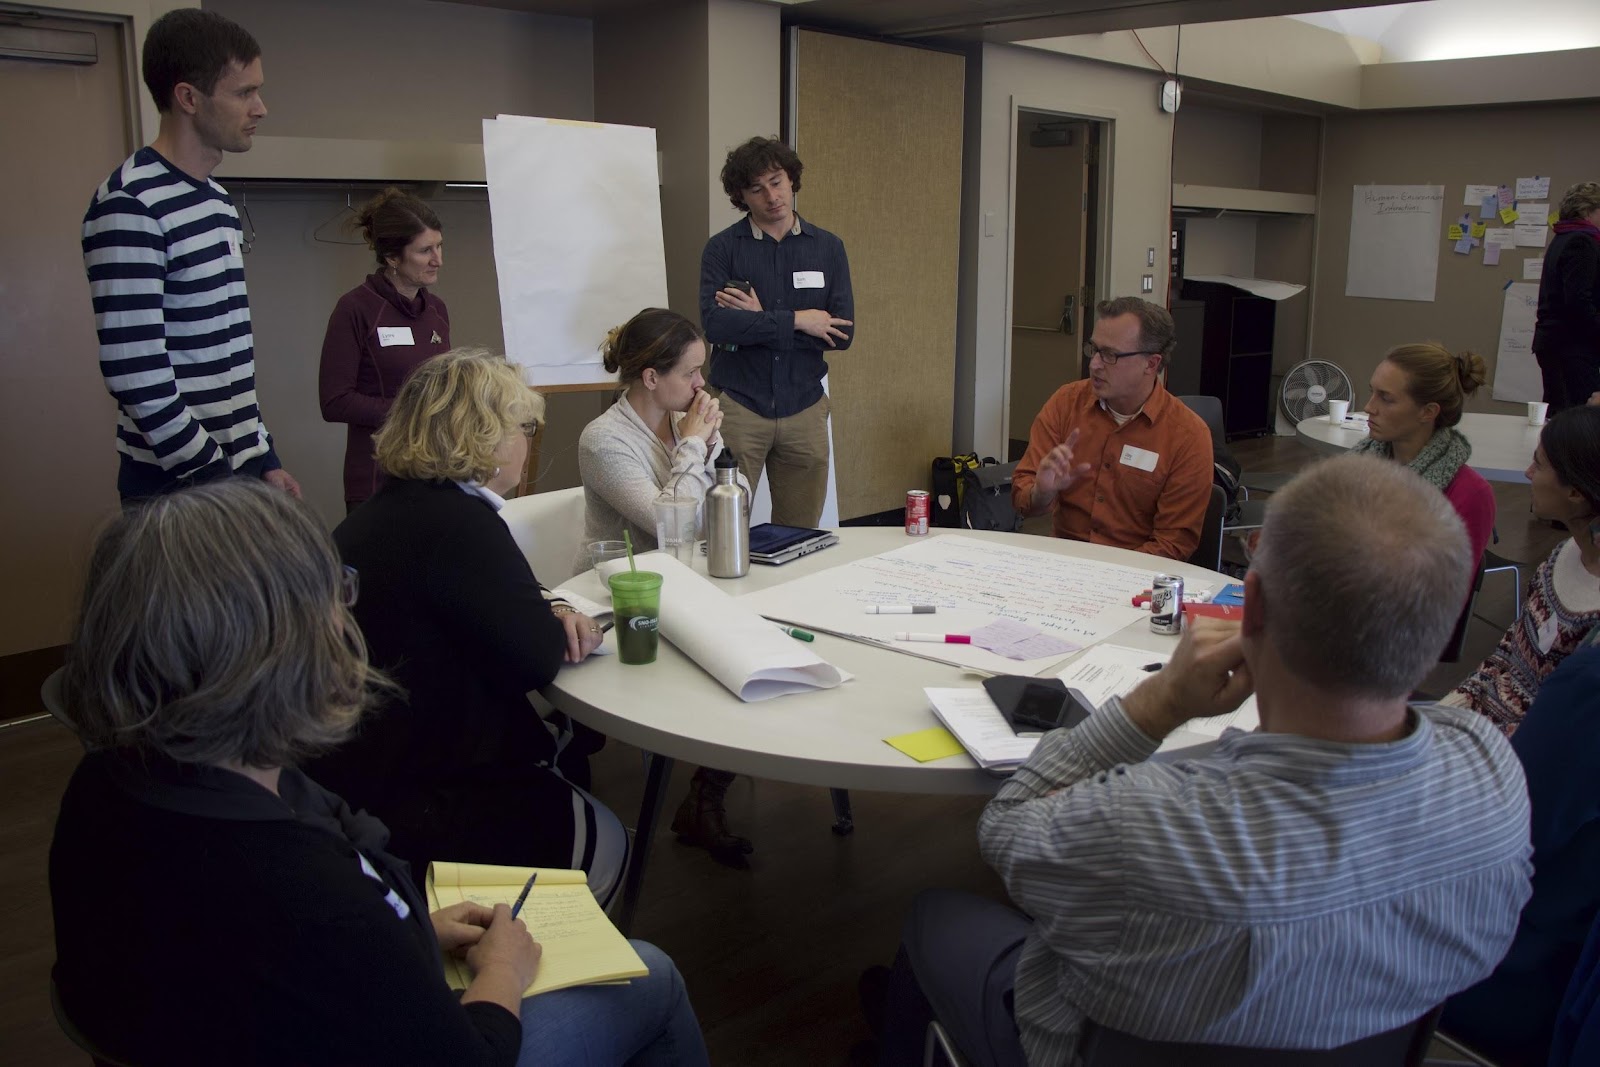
[1326, 400, 1350, 423]
[1528, 401, 1549, 427]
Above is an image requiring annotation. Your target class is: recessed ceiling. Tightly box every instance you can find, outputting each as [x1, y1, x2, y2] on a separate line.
[1291, 0, 1600, 62]
[442, 0, 1400, 42]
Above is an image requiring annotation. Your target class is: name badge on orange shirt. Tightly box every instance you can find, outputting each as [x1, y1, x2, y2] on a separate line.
[1119, 444, 1159, 472]
[377, 326, 415, 347]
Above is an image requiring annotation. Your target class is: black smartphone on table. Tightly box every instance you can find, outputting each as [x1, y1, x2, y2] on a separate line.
[983, 676, 1095, 735]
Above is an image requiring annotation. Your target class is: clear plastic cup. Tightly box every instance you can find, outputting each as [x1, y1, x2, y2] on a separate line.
[587, 540, 629, 570]
[653, 494, 700, 565]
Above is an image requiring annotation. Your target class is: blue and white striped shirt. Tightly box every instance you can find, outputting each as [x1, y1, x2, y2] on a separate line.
[82, 147, 272, 482]
[980, 699, 1532, 1064]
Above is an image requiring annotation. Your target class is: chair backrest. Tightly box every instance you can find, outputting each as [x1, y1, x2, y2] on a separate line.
[1078, 1007, 1440, 1067]
[1188, 484, 1225, 572]
[499, 485, 588, 586]
[1438, 556, 1488, 664]
[1178, 394, 1227, 451]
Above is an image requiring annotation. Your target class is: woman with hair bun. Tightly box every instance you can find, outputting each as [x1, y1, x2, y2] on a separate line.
[577, 308, 754, 865]
[319, 187, 451, 510]
[1356, 342, 1497, 572]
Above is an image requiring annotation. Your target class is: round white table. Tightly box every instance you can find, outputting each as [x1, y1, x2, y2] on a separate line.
[544, 527, 1234, 927]
[1295, 412, 1541, 483]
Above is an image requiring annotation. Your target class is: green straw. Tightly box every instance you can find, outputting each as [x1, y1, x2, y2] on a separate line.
[623, 528, 637, 573]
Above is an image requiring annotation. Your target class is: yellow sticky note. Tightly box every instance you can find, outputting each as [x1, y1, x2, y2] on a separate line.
[884, 727, 966, 762]
[1471, 222, 1487, 238]
[1500, 207, 1519, 225]
[1549, 213, 1559, 226]
[1447, 224, 1464, 240]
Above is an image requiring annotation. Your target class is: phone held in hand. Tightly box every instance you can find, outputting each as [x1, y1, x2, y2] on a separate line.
[983, 675, 1094, 736]
[726, 279, 753, 294]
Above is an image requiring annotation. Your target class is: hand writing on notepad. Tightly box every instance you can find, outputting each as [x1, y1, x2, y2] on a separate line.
[1122, 619, 1254, 741]
[460, 903, 543, 1014]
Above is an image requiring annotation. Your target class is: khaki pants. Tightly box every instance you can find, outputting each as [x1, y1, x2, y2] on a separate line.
[712, 391, 830, 527]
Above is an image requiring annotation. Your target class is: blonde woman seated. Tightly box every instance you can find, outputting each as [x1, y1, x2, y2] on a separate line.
[1445, 406, 1600, 735]
[49, 480, 709, 1067]
[308, 349, 626, 904]
[1355, 343, 1496, 572]
[577, 308, 752, 864]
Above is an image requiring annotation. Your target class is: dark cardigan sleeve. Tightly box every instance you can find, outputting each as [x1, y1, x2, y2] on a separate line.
[424, 501, 568, 694]
[1555, 237, 1600, 346]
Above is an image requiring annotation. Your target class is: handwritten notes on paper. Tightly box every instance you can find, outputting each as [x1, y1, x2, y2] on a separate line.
[1346, 185, 1444, 302]
[1524, 259, 1544, 281]
[968, 618, 1078, 662]
[1492, 282, 1542, 403]
[1516, 176, 1551, 200]
[1514, 204, 1549, 247]
[739, 534, 1189, 672]
[1464, 184, 1498, 207]
[1054, 644, 1260, 739]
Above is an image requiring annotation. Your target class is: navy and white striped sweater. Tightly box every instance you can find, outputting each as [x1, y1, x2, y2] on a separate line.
[82, 147, 276, 489]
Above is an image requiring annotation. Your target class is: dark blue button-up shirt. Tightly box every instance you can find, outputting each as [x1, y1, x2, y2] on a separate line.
[699, 214, 854, 418]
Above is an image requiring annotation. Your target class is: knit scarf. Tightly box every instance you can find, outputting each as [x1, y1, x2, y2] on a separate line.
[1351, 425, 1471, 492]
[1553, 218, 1600, 244]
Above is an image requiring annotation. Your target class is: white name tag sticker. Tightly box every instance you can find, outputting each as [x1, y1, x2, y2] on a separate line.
[1119, 445, 1159, 472]
[793, 270, 825, 289]
[377, 326, 415, 348]
[1537, 614, 1559, 654]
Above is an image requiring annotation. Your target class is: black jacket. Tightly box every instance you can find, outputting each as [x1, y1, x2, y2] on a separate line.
[49, 750, 520, 1066]
[1533, 228, 1600, 358]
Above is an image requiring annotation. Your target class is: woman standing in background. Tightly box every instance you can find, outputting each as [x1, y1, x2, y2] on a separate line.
[1533, 181, 1600, 413]
[319, 188, 452, 511]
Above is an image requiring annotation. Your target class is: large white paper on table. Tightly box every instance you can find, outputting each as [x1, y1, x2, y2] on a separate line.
[1055, 644, 1259, 739]
[1492, 282, 1543, 403]
[1182, 275, 1305, 301]
[597, 553, 848, 701]
[737, 534, 1205, 674]
[1345, 185, 1445, 302]
[482, 116, 667, 386]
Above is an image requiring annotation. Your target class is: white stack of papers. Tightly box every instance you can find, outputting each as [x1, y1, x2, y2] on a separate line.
[924, 688, 1038, 773]
[1054, 644, 1259, 738]
[598, 553, 849, 701]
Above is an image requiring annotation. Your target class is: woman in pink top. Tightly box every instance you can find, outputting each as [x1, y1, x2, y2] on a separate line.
[1354, 343, 1496, 572]
[319, 189, 452, 511]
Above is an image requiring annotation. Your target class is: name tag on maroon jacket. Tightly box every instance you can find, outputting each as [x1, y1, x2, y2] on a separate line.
[377, 326, 415, 347]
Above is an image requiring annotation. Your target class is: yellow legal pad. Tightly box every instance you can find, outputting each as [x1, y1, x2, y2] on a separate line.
[427, 862, 648, 996]
[884, 726, 967, 762]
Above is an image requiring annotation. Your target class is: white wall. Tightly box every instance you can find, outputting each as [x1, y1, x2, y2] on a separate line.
[707, 0, 782, 238]
[959, 43, 1176, 456]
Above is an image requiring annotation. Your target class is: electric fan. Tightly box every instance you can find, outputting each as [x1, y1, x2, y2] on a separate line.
[1279, 360, 1354, 425]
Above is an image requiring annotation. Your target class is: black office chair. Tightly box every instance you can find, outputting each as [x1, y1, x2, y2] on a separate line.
[1078, 1007, 1442, 1066]
[1190, 484, 1226, 572]
[1438, 558, 1489, 664]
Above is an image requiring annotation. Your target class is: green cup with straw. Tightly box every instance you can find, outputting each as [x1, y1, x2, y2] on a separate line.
[606, 530, 663, 665]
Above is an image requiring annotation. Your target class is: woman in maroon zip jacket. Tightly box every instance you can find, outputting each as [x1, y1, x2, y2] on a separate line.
[319, 188, 452, 511]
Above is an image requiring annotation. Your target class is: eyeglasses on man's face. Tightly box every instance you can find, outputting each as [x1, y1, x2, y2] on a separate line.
[1083, 342, 1157, 367]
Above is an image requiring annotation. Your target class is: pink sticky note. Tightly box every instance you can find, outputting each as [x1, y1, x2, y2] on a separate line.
[1484, 244, 1502, 266]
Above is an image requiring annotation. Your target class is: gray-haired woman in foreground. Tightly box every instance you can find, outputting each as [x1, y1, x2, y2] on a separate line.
[48, 480, 708, 1067]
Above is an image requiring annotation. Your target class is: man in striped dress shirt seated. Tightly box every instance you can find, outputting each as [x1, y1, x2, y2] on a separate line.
[875, 455, 1533, 1066]
[81, 8, 299, 502]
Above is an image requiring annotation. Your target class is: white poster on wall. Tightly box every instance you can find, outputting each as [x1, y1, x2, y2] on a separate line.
[1492, 281, 1542, 403]
[482, 115, 668, 386]
[1344, 185, 1445, 302]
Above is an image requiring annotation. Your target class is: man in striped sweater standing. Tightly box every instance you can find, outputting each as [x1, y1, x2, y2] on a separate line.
[82, 8, 299, 502]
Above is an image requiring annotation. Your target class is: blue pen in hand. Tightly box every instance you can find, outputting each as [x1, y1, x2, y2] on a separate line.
[510, 872, 538, 919]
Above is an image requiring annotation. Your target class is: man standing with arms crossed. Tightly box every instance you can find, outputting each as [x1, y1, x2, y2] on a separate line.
[700, 136, 853, 527]
[82, 8, 299, 502]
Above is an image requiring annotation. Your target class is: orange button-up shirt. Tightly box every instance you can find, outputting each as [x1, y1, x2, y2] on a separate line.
[1011, 379, 1214, 560]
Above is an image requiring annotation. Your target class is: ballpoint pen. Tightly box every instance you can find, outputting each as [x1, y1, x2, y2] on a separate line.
[510, 872, 538, 919]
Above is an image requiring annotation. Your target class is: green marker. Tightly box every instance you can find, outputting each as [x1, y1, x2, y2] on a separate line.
[777, 624, 814, 642]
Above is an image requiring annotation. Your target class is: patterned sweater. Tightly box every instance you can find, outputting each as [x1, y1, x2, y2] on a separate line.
[1450, 540, 1600, 734]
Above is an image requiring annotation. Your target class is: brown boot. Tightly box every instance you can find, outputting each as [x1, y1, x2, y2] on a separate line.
[671, 767, 754, 862]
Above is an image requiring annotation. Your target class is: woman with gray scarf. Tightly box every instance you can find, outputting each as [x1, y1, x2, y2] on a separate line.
[1354, 343, 1496, 573]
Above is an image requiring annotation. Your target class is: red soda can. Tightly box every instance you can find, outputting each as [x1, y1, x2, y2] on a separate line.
[905, 490, 930, 535]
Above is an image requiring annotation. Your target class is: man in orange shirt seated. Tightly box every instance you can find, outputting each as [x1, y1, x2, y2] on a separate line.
[1012, 297, 1213, 560]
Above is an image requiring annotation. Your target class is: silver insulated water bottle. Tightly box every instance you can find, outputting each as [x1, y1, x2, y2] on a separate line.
[705, 450, 750, 578]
